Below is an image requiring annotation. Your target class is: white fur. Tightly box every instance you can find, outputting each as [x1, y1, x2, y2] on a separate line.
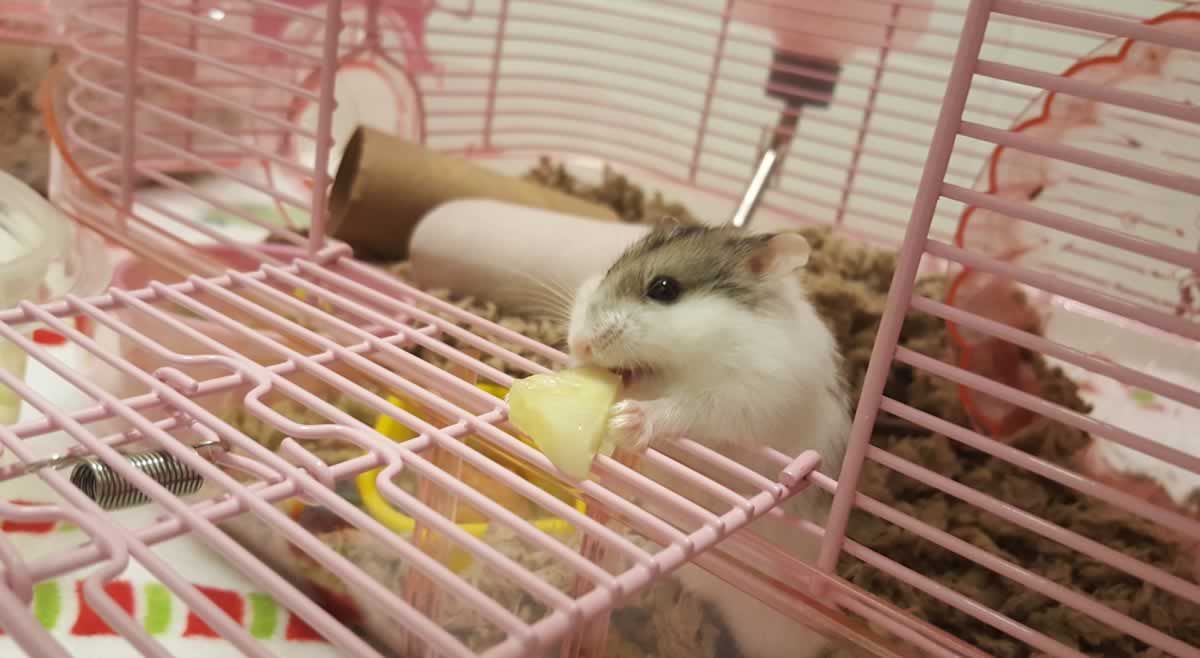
[566, 249, 851, 658]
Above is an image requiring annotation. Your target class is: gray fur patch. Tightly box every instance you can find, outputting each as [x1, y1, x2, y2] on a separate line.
[603, 225, 779, 310]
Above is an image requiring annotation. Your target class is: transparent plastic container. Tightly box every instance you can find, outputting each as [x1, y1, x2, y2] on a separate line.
[0, 169, 111, 423]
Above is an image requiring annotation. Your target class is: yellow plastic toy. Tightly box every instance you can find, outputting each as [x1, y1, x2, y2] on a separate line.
[356, 382, 587, 573]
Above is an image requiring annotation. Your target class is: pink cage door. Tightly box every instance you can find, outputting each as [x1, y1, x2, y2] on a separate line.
[828, 2, 1200, 658]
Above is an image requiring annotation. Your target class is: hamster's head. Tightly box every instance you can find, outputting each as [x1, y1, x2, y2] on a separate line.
[566, 224, 811, 386]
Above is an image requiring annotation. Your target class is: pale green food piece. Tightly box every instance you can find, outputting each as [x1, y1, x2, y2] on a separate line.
[505, 366, 622, 479]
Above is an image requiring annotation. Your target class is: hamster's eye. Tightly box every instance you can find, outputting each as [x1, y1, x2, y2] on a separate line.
[645, 276, 682, 303]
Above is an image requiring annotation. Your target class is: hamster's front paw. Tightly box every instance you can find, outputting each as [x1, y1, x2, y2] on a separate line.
[609, 400, 655, 452]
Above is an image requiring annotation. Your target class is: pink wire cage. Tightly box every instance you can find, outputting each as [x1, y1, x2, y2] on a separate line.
[0, 0, 1198, 657]
[0, 1, 56, 45]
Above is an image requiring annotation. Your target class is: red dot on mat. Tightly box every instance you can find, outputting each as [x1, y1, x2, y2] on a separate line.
[183, 585, 246, 637]
[32, 329, 67, 346]
[72, 580, 135, 636]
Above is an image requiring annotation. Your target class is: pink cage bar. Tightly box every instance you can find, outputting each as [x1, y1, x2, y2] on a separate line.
[0, 1, 56, 46]
[1, 0, 1199, 657]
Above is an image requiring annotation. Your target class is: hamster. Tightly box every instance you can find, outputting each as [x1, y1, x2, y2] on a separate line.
[566, 223, 851, 658]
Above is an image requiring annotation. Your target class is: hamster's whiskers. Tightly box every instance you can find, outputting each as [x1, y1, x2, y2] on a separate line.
[492, 264, 577, 319]
[515, 295, 573, 323]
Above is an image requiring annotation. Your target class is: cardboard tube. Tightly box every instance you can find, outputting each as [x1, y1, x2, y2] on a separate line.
[327, 126, 620, 261]
[409, 199, 651, 314]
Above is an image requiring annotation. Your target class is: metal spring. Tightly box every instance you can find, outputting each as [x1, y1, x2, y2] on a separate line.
[67, 443, 218, 511]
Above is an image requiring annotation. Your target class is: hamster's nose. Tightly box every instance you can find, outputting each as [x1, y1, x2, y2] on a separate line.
[571, 338, 593, 361]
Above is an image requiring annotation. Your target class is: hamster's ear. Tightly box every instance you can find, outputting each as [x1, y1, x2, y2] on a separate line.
[749, 232, 811, 277]
[654, 215, 685, 228]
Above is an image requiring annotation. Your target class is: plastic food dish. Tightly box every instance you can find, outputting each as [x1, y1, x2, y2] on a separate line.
[0, 170, 111, 423]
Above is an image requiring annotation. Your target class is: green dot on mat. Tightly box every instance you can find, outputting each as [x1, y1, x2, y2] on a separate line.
[143, 583, 172, 635]
[32, 582, 60, 629]
[247, 592, 278, 639]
